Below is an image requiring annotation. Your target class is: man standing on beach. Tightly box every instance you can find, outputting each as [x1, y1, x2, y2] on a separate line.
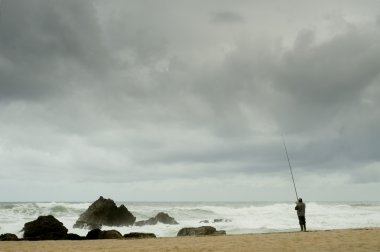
[295, 198, 306, 231]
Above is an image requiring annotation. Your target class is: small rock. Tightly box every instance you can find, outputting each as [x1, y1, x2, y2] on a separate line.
[135, 212, 178, 226]
[0, 233, 18, 241]
[66, 233, 84, 240]
[177, 226, 226, 236]
[86, 229, 122, 239]
[213, 219, 232, 223]
[86, 229, 101, 239]
[99, 230, 123, 239]
[123, 232, 156, 239]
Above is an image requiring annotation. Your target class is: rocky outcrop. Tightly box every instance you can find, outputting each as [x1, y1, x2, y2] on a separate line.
[0, 233, 19, 241]
[86, 229, 123, 239]
[177, 226, 226, 236]
[135, 212, 178, 226]
[74, 196, 136, 229]
[123, 232, 156, 239]
[23, 215, 68, 240]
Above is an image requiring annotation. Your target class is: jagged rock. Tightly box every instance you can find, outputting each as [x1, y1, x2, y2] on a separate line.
[134, 212, 178, 226]
[23, 215, 68, 240]
[0, 233, 19, 241]
[123, 232, 156, 239]
[74, 196, 136, 229]
[86, 229, 123, 239]
[177, 226, 226, 236]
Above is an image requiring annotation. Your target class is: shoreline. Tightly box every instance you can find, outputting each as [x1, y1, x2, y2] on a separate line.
[1, 228, 379, 252]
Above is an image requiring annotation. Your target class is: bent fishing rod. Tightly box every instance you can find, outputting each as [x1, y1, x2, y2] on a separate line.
[281, 135, 299, 201]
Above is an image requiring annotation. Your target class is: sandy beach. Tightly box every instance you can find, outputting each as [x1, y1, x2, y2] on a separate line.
[1, 228, 379, 252]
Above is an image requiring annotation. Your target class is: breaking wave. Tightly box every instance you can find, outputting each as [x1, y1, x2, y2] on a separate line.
[1, 201, 380, 238]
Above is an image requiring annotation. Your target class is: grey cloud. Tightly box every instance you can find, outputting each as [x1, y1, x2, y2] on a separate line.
[1, 0, 380, 201]
[210, 11, 245, 24]
[0, 0, 109, 101]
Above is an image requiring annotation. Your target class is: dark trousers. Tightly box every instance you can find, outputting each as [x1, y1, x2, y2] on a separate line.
[298, 216, 306, 231]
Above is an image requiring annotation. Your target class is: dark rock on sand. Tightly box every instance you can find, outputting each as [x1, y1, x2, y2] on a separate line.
[86, 228, 102, 239]
[200, 220, 209, 223]
[177, 226, 226, 237]
[123, 232, 157, 239]
[135, 212, 178, 226]
[23, 215, 68, 240]
[66, 233, 85, 240]
[0, 233, 19, 241]
[74, 196, 136, 229]
[99, 230, 123, 239]
[86, 229, 123, 239]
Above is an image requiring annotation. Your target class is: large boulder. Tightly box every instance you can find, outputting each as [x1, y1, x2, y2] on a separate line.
[0, 233, 19, 241]
[135, 212, 178, 226]
[23, 215, 68, 240]
[86, 229, 123, 239]
[123, 232, 156, 239]
[177, 226, 226, 237]
[74, 196, 136, 229]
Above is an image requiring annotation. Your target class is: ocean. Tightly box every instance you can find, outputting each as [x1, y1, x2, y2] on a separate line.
[1, 201, 380, 238]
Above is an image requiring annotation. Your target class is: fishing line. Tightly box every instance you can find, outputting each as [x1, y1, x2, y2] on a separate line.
[281, 134, 299, 200]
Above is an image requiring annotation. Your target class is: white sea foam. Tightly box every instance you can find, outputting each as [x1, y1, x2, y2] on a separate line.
[1, 201, 380, 238]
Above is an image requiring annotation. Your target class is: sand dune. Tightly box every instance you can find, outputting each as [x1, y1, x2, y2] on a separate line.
[0, 228, 379, 252]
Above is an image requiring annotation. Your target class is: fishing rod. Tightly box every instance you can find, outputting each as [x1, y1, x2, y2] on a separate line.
[281, 135, 299, 201]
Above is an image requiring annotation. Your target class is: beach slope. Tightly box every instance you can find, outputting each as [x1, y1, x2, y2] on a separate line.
[0, 228, 379, 252]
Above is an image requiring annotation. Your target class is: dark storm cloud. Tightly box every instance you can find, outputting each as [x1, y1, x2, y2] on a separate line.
[0, 0, 109, 101]
[1, 0, 380, 201]
[267, 26, 380, 169]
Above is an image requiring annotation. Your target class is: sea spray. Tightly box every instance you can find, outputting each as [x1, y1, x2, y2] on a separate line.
[1, 201, 380, 238]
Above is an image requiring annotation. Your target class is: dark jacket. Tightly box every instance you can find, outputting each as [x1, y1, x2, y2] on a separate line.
[295, 202, 306, 216]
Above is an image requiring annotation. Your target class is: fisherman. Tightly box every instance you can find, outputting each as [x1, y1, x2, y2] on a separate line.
[295, 198, 306, 231]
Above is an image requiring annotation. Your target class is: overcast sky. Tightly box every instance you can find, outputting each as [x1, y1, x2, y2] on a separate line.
[0, 0, 379, 202]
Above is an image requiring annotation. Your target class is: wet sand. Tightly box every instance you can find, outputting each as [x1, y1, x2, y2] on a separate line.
[0, 228, 379, 252]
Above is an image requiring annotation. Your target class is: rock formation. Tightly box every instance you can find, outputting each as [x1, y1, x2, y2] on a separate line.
[123, 232, 156, 239]
[74, 196, 136, 229]
[177, 226, 226, 236]
[23, 215, 68, 240]
[86, 228, 123, 239]
[134, 212, 178, 226]
[0, 233, 19, 241]
[66, 233, 85, 240]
